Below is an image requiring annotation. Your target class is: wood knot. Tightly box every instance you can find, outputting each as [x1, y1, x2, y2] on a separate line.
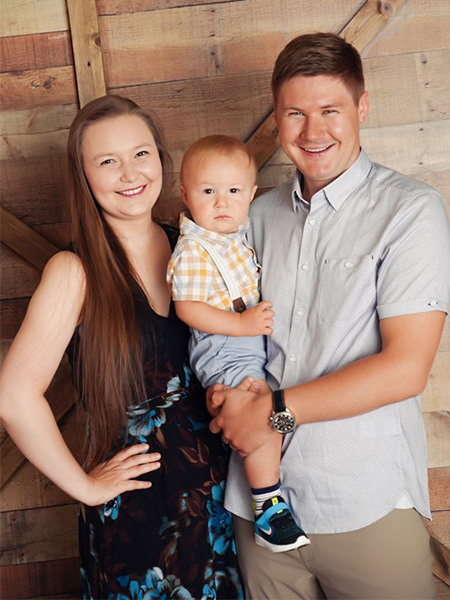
[378, 0, 395, 17]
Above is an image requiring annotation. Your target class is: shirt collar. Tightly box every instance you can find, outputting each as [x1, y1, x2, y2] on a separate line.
[291, 149, 373, 212]
[179, 211, 250, 247]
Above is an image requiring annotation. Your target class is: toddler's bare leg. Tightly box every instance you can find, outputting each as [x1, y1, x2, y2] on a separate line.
[243, 433, 282, 489]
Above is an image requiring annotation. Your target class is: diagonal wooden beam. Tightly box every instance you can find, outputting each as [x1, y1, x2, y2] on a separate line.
[66, 0, 107, 108]
[0, 206, 60, 270]
[246, 0, 409, 169]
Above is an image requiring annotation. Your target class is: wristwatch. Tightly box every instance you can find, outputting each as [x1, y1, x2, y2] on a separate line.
[270, 389, 296, 434]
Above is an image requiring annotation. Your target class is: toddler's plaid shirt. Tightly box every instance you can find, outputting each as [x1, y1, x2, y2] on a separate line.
[167, 212, 261, 311]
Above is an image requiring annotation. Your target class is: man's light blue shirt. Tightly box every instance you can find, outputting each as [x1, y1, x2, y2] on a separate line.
[224, 150, 450, 533]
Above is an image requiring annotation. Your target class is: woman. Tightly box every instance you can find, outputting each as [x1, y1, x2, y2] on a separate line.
[0, 96, 243, 599]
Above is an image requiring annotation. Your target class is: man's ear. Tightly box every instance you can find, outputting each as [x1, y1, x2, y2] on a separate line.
[272, 109, 279, 130]
[358, 91, 369, 123]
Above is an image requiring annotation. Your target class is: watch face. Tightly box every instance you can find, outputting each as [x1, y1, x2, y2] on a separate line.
[271, 411, 295, 434]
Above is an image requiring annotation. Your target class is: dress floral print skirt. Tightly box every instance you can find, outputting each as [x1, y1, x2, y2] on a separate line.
[70, 231, 243, 599]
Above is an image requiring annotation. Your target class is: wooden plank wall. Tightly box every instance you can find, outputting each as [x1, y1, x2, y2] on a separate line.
[1, 0, 449, 597]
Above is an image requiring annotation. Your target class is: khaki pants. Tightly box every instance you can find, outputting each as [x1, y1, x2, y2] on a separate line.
[233, 509, 436, 599]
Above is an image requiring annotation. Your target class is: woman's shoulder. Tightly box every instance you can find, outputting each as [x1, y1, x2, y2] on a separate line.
[45, 249, 84, 275]
[41, 250, 86, 298]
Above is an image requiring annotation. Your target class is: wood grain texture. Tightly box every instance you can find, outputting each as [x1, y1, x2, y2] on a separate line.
[0, 66, 76, 111]
[367, 0, 450, 57]
[363, 48, 450, 128]
[0, 504, 78, 565]
[0, 105, 77, 136]
[360, 120, 450, 176]
[429, 468, 450, 512]
[0, 154, 70, 226]
[0, 298, 30, 339]
[97, 0, 240, 16]
[0, 31, 73, 73]
[0, 207, 59, 271]
[0, 245, 41, 301]
[423, 412, 450, 469]
[0, 0, 68, 38]
[423, 353, 450, 413]
[0, 558, 80, 600]
[340, 0, 408, 51]
[66, 0, 106, 107]
[430, 536, 450, 587]
[119, 70, 272, 149]
[99, 0, 363, 87]
[435, 576, 450, 599]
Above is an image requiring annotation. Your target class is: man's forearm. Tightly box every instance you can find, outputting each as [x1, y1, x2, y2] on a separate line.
[285, 311, 445, 424]
[210, 311, 445, 453]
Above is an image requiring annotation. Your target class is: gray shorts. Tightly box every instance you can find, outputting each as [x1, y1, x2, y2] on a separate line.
[189, 329, 267, 388]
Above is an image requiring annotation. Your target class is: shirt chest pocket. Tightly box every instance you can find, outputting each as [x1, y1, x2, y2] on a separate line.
[318, 255, 377, 326]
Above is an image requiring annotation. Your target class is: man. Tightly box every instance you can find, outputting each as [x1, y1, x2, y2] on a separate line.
[209, 32, 450, 599]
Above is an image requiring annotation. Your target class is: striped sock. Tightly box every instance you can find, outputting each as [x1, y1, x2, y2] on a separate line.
[251, 481, 281, 517]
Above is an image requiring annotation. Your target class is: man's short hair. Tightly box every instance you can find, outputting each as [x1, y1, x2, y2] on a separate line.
[272, 32, 365, 105]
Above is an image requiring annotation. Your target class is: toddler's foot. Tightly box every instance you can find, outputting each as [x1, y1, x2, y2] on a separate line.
[254, 496, 310, 553]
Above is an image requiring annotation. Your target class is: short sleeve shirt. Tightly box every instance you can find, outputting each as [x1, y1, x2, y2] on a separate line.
[167, 212, 260, 311]
[224, 150, 450, 533]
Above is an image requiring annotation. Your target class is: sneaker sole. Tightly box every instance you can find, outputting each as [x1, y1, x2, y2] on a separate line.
[255, 534, 311, 553]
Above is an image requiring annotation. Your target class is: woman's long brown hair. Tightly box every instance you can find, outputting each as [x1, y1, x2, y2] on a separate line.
[67, 95, 172, 470]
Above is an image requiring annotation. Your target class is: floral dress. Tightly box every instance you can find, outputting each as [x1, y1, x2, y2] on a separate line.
[69, 229, 243, 600]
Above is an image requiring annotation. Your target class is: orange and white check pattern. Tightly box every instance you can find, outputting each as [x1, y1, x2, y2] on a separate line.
[167, 212, 261, 312]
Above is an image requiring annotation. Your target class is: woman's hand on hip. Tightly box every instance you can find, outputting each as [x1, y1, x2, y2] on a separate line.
[84, 444, 161, 506]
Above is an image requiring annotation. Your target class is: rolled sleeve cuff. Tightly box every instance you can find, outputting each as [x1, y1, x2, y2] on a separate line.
[377, 297, 448, 319]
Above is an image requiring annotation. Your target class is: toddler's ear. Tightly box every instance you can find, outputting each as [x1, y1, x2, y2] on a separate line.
[179, 184, 189, 206]
[250, 184, 258, 201]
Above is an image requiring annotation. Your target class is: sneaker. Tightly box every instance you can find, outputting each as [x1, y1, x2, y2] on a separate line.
[254, 496, 310, 552]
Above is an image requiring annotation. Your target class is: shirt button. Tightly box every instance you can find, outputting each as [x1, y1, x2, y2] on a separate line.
[296, 308, 304, 317]
[429, 300, 438, 306]
[344, 261, 353, 269]
[309, 218, 315, 226]
[302, 263, 309, 271]
[289, 354, 297, 363]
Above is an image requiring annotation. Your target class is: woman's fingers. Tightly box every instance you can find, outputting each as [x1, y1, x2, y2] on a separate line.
[113, 443, 150, 462]
[91, 445, 161, 478]
[85, 446, 162, 505]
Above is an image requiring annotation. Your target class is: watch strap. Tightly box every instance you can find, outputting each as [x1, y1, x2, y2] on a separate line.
[273, 389, 286, 413]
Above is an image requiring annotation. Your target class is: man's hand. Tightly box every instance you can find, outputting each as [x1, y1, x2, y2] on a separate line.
[209, 388, 274, 456]
[238, 301, 274, 336]
[206, 377, 270, 417]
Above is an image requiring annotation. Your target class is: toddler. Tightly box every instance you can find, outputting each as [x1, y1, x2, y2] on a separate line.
[167, 135, 309, 552]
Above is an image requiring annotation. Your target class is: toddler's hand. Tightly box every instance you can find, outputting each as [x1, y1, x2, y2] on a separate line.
[206, 383, 230, 417]
[238, 376, 271, 395]
[239, 301, 273, 336]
